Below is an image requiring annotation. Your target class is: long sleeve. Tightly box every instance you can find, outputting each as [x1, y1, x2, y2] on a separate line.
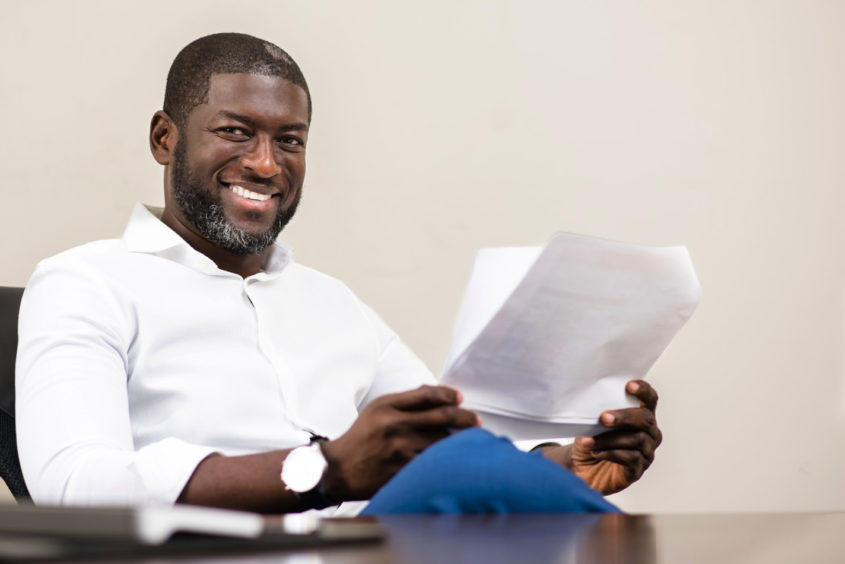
[16, 257, 215, 505]
[356, 301, 437, 408]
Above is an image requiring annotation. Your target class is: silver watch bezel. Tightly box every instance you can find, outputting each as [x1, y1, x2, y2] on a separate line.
[281, 443, 328, 493]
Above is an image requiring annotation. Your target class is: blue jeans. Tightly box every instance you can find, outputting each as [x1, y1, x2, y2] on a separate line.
[361, 428, 620, 515]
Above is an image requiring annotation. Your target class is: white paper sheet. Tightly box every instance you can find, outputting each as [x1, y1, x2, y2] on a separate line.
[440, 231, 701, 439]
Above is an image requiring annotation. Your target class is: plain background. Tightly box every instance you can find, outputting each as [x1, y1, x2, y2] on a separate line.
[2, 1, 844, 513]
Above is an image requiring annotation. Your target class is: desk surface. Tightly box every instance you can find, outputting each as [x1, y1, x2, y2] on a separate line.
[5, 512, 845, 564]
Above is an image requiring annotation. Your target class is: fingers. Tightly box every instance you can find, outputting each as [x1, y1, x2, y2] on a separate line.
[401, 404, 481, 429]
[598, 380, 661, 445]
[600, 407, 661, 443]
[591, 429, 659, 464]
[387, 385, 463, 411]
[381, 385, 480, 428]
[579, 429, 654, 480]
[326, 386, 479, 500]
[392, 428, 453, 457]
[583, 381, 663, 482]
[625, 380, 658, 412]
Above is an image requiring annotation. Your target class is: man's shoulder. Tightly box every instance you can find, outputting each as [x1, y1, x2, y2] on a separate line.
[46, 238, 126, 258]
[36, 238, 129, 272]
[22, 238, 137, 324]
[27, 238, 158, 296]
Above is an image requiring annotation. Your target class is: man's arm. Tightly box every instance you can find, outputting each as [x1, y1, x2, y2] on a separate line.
[180, 381, 660, 510]
[538, 380, 662, 495]
[178, 385, 480, 512]
[18, 262, 237, 506]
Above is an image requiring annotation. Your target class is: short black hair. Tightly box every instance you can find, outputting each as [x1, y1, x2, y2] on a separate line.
[163, 32, 311, 127]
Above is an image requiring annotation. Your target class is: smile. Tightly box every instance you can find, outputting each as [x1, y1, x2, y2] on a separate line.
[229, 185, 273, 202]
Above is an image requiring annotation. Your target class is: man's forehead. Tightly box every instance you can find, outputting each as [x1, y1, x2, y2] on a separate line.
[193, 72, 310, 122]
[206, 72, 303, 100]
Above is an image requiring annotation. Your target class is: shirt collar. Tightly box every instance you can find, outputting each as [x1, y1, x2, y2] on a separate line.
[122, 203, 293, 278]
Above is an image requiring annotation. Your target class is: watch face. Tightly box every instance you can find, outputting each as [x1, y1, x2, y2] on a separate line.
[282, 444, 328, 493]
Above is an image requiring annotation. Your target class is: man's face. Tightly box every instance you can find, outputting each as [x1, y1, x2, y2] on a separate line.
[169, 73, 310, 255]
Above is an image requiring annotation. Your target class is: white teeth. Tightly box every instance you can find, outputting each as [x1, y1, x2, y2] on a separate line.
[230, 185, 271, 201]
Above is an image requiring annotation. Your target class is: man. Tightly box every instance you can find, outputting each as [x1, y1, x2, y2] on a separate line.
[16, 33, 661, 514]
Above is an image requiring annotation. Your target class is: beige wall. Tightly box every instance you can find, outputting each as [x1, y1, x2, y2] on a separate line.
[2, 1, 844, 513]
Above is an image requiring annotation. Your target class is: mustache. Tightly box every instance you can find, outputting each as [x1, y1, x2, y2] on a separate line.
[229, 175, 277, 188]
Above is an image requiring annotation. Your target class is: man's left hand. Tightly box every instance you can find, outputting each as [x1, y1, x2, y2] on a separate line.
[540, 380, 662, 495]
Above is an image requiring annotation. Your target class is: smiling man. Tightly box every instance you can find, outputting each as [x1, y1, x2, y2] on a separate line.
[15, 33, 661, 514]
[155, 47, 311, 277]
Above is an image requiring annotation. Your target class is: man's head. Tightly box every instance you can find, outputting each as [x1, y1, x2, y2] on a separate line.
[164, 33, 311, 128]
[151, 34, 311, 266]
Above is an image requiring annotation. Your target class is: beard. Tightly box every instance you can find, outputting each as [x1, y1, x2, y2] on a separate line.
[170, 140, 299, 255]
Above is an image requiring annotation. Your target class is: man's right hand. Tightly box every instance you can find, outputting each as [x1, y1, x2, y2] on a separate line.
[177, 385, 478, 513]
[320, 385, 480, 501]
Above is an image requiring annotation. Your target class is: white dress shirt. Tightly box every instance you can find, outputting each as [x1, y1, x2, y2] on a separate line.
[16, 204, 435, 506]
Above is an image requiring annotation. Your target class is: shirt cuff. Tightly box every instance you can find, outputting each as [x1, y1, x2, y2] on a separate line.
[130, 438, 219, 504]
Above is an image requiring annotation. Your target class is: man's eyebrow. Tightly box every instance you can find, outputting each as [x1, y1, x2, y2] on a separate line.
[216, 110, 255, 125]
[215, 110, 308, 131]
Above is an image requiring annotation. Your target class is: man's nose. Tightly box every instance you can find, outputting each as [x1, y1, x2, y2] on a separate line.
[241, 137, 281, 178]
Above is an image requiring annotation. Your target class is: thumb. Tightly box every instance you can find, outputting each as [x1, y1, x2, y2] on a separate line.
[574, 436, 595, 454]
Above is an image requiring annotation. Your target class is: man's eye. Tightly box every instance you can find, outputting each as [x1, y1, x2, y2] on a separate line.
[218, 127, 249, 139]
[279, 136, 305, 150]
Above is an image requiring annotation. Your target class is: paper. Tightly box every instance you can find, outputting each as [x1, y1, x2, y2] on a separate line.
[440, 232, 701, 439]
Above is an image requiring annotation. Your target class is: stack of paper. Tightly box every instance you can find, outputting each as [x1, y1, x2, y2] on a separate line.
[440, 231, 701, 439]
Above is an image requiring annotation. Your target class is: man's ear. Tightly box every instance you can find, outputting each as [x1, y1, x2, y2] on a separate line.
[150, 110, 178, 165]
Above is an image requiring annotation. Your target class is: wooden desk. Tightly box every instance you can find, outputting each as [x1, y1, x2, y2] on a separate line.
[8, 512, 845, 563]
[330, 513, 845, 564]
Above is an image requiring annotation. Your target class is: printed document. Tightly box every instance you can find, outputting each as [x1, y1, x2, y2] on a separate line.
[440, 232, 700, 439]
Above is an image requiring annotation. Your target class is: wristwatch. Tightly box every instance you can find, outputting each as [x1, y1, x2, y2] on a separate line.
[281, 437, 334, 509]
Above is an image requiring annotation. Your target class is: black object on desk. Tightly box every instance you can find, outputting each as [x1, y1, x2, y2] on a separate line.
[0, 503, 383, 561]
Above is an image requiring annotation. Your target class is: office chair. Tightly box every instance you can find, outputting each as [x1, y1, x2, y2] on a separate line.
[0, 286, 30, 501]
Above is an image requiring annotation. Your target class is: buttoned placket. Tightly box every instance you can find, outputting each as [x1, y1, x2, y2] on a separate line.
[125, 205, 332, 444]
[242, 274, 315, 444]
